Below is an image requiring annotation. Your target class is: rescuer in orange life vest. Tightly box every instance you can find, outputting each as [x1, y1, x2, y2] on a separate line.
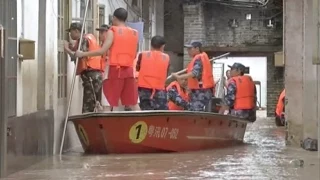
[171, 41, 214, 111]
[64, 22, 104, 113]
[95, 24, 114, 112]
[135, 35, 170, 110]
[167, 78, 190, 110]
[218, 63, 257, 122]
[75, 8, 140, 111]
[275, 89, 285, 126]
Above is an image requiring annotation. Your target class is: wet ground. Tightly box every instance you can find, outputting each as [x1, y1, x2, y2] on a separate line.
[2, 111, 319, 180]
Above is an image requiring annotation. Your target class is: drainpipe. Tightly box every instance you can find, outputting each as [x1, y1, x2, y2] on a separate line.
[21, 0, 24, 38]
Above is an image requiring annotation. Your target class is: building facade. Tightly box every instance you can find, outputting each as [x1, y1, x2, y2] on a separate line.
[0, 0, 164, 176]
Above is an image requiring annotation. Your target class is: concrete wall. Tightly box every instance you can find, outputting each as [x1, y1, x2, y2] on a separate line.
[6, 0, 57, 176]
[182, 0, 284, 117]
[284, 0, 319, 146]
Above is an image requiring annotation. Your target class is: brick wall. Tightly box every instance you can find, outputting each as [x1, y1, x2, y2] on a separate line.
[203, 3, 282, 47]
[266, 55, 285, 117]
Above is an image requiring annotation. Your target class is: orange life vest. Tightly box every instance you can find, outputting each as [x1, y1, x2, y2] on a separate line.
[275, 89, 285, 116]
[166, 81, 189, 110]
[187, 52, 214, 89]
[137, 51, 169, 91]
[73, 34, 104, 75]
[108, 26, 138, 67]
[231, 75, 255, 110]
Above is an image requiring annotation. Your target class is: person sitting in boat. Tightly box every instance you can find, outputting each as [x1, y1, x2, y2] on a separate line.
[64, 22, 104, 113]
[167, 79, 190, 110]
[135, 35, 170, 110]
[171, 41, 214, 111]
[75, 8, 141, 111]
[218, 63, 257, 122]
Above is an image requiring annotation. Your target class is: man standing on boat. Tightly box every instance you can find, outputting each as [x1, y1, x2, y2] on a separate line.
[136, 35, 170, 110]
[95, 24, 111, 111]
[218, 63, 257, 122]
[75, 8, 141, 111]
[167, 79, 190, 110]
[64, 22, 104, 113]
[171, 41, 214, 111]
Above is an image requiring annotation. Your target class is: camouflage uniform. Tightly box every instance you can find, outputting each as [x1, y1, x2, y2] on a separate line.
[72, 37, 103, 113]
[223, 79, 257, 122]
[188, 58, 213, 111]
[136, 53, 169, 110]
[167, 85, 190, 110]
[138, 88, 168, 110]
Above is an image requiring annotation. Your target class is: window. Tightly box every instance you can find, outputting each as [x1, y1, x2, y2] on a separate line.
[57, 0, 70, 99]
[73, 0, 95, 34]
[99, 5, 105, 27]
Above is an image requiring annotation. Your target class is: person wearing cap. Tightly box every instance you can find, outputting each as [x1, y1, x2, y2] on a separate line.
[136, 35, 170, 110]
[75, 8, 140, 111]
[218, 63, 257, 122]
[95, 24, 121, 112]
[64, 22, 104, 113]
[96, 24, 110, 44]
[171, 41, 214, 111]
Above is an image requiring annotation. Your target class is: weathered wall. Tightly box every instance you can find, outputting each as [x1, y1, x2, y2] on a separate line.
[164, 0, 184, 73]
[183, 0, 283, 116]
[203, 3, 282, 47]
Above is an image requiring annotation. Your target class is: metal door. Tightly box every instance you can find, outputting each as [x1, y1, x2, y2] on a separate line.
[0, 0, 17, 177]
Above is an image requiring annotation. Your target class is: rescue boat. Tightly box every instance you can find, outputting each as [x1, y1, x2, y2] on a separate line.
[69, 109, 249, 154]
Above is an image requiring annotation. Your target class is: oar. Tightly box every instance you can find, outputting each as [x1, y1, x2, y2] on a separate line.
[166, 52, 230, 80]
[59, 0, 90, 155]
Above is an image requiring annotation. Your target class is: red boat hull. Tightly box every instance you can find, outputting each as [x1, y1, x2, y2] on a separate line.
[68, 111, 249, 154]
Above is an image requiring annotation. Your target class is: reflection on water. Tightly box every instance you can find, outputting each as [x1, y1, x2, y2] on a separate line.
[3, 112, 320, 180]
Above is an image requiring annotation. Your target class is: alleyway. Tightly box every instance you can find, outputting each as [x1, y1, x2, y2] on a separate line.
[2, 111, 319, 180]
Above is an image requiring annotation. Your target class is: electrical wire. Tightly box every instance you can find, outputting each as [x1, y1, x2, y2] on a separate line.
[203, 0, 271, 9]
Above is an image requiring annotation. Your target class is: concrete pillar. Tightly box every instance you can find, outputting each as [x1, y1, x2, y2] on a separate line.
[284, 0, 319, 147]
[284, 0, 304, 146]
[302, 0, 318, 141]
[183, 1, 206, 66]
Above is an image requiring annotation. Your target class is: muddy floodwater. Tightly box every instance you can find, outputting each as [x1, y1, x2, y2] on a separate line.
[2, 111, 320, 180]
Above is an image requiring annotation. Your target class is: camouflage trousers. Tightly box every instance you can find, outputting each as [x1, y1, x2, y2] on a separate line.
[138, 87, 168, 110]
[189, 88, 213, 111]
[230, 109, 256, 122]
[80, 70, 103, 113]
